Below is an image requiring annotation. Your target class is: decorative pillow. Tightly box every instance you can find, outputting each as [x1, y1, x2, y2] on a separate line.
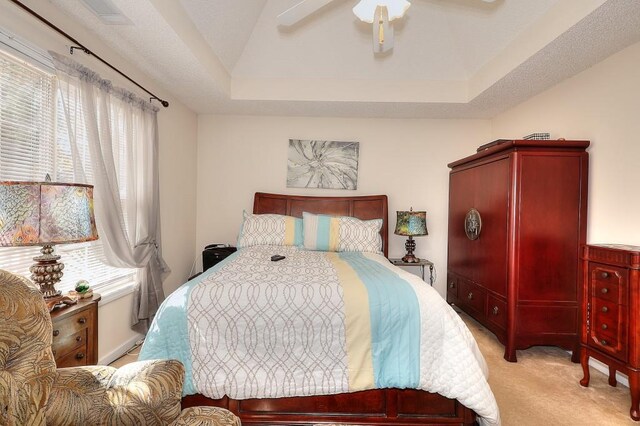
[237, 211, 303, 248]
[302, 212, 382, 253]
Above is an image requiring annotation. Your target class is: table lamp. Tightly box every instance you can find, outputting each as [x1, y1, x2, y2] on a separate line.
[394, 208, 428, 263]
[0, 178, 98, 310]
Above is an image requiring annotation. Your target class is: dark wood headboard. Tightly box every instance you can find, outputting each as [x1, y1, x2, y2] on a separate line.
[253, 192, 389, 257]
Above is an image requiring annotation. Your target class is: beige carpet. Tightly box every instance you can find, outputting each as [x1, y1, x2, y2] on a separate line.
[111, 314, 636, 425]
[460, 311, 635, 425]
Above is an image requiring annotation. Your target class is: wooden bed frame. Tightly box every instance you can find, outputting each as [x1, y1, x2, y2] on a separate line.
[182, 192, 477, 425]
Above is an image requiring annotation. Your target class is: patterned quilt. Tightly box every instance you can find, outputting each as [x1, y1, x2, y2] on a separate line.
[139, 245, 500, 426]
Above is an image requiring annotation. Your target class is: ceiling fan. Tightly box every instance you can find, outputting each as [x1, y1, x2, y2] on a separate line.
[277, 0, 497, 54]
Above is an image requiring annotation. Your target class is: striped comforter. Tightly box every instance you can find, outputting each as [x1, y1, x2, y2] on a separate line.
[139, 245, 500, 426]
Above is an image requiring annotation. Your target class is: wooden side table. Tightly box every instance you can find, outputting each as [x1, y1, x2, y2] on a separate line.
[389, 258, 434, 285]
[50, 294, 100, 367]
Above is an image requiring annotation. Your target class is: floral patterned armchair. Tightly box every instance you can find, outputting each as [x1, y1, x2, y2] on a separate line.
[0, 269, 240, 426]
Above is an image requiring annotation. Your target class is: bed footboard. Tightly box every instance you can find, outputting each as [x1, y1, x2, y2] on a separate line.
[182, 389, 477, 425]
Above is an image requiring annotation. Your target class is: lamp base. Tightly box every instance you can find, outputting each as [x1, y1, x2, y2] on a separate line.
[30, 244, 65, 298]
[402, 236, 421, 263]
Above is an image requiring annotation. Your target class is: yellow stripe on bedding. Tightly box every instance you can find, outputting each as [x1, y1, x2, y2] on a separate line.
[329, 217, 340, 251]
[327, 252, 374, 390]
[284, 216, 296, 246]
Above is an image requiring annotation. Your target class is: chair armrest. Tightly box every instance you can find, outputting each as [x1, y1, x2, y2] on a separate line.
[45, 365, 117, 425]
[46, 360, 185, 425]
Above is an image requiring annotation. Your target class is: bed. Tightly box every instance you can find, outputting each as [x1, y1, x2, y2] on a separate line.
[140, 192, 499, 426]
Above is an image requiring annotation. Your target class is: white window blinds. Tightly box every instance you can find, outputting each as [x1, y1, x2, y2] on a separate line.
[0, 49, 135, 294]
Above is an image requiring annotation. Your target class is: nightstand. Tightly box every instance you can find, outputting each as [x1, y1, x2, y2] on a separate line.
[389, 258, 434, 285]
[50, 294, 100, 367]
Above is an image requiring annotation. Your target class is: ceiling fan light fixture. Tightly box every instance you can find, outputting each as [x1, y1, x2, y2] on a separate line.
[353, 0, 411, 23]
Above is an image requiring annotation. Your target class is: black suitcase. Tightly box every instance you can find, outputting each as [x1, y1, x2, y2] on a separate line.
[202, 244, 237, 272]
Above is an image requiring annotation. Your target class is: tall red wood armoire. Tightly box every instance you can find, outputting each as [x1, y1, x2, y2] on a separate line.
[446, 140, 589, 362]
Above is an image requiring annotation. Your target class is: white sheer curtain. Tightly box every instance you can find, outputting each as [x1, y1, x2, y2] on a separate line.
[50, 51, 169, 333]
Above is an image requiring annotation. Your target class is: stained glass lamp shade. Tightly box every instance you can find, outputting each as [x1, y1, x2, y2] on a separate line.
[394, 209, 428, 263]
[0, 181, 98, 305]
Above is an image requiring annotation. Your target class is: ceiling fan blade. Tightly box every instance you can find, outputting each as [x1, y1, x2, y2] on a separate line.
[277, 0, 337, 27]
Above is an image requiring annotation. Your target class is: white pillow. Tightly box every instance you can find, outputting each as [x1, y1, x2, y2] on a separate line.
[302, 212, 382, 254]
[237, 211, 303, 248]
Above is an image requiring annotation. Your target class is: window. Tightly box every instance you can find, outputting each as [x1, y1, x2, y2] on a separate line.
[0, 47, 135, 295]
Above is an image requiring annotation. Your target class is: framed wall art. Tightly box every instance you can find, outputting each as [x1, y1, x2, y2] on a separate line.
[287, 139, 359, 190]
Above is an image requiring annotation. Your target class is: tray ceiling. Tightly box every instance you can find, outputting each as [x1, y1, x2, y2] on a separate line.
[44, 0, 640, 118]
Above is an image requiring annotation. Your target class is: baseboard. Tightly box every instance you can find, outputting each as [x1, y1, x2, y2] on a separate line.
[99, 333, 145, 366]
[588, 356, 629, 388]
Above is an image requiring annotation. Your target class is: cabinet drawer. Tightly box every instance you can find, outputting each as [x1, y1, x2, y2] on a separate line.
[447, 274, 458, 301]
[52, 329, 87, 359]
[56, 345, 89, 368]
[52, 309, 91, 339]
[589, 263, 627, 305]
[590, 299, 627, 362]
[486, 295, 507, 330]
[459, 279, 486, 316]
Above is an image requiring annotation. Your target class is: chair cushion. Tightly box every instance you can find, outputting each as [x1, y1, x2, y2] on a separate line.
[171, 406, 241, 426]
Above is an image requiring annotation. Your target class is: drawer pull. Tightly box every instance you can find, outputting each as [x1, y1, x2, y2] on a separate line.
[600, 339, 608, 346]
[449, 282, 455, 289]
[76, 336, 82, 342]
[602, 306, 609, 313]
[78, 317, 87, 324]
[602, 323, 608, 330]
[467, 292, 473, 300]
[601, 287, 609, 294]
[492, 306, 499, 315]
[601, 271, 610, 279]
[75, 353, 85, 360]
[53, 330, 60, 337]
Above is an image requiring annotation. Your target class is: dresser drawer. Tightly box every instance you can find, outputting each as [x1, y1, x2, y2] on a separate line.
[56, 345, 89, 368]
[52, 329, 87, 359]
[486, 295, 507, 330]
[459, 279, 486, 316]
[52, 309, 91, 339]
[589, 263, 627, 305]
[446, 274, 458, 301]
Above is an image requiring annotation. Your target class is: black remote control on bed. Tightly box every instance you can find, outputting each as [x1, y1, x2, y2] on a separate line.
[270, 255, 286, 262]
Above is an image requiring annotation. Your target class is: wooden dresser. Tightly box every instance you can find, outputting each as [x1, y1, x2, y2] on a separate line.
[580, 244, 640, 420]
[50, 295, 100, 367]
[447, 140, 589, 362]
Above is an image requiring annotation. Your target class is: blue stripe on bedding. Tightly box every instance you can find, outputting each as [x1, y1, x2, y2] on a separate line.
[339, 252, 421, 389]
[138, 251, 240, 395]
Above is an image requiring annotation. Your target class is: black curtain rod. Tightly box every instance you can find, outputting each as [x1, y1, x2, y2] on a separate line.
[10, 0, 169, 108]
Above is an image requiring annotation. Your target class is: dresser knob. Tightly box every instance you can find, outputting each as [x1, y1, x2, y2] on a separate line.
[78, 317, 86, 324]
[600, 339, 608, 346]
[467, 292, 473, 300]
[602, 306, 609, 313]
[76, 336, 82, 342]
[449, 282, 455, 288]
[601, 271, 610, 279]
[602, 324, 608, 330]
[53, 330, 59, 337]
[601, 287, 609, 294]
[492, 306, 499, 315]
[75, 353, 85, 360]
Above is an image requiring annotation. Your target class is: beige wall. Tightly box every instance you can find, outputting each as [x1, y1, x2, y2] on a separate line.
[0, 1, 199, 363]
[491, 41, 640, 245]
[196, 115, 491, 295]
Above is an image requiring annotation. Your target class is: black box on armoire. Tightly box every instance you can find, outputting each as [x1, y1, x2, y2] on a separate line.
[202, 244, 237, 272]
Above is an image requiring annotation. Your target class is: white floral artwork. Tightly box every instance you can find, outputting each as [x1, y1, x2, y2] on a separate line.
[287, 139, 359, 190]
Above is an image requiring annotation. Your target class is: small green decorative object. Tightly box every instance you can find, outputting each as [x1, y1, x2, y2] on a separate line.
[75, 280, 90, 293]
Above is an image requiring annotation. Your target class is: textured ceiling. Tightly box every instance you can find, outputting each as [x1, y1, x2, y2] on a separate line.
[45, 0, 640, 117]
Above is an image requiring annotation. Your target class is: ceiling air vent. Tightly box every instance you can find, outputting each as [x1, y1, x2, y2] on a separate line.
[80, 0, 133, 25]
